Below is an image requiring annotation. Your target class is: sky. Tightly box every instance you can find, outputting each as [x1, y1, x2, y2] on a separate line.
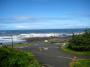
[0, 0, 90, 30]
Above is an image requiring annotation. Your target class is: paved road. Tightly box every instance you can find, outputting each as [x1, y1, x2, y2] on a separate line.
[18, 42, 90, 67]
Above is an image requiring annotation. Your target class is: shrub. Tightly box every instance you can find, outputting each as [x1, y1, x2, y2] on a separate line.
[68, 30, 90, 51]
[0, 47, 41, 67]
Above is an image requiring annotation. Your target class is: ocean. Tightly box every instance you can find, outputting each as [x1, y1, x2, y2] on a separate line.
[0, 28, 88, 36]
[0, 28, 90, 45]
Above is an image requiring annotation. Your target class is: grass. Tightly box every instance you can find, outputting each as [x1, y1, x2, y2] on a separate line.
[14, 43, 32, 47]
[5, 43, 32, 48]
[70, 59, 90, 67]
[61, 43, 90, 56]
[62, 46, 90, 56]
[0, 47, 41, 67]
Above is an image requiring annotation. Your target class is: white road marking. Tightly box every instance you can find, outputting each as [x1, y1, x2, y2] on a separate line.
[58, 56, 73, 60]
[38, 46, 59, 49]
[44, 47, 48, 50]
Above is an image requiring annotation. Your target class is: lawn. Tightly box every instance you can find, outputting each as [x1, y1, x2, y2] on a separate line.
[70, 59, 90, 67]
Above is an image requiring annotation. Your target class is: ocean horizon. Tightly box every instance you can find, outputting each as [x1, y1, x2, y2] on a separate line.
[0, 28, 89, 36]
[0, 28, 89, 45]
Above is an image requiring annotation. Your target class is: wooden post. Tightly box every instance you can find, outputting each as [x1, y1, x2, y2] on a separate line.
[11, 35, 14, 48]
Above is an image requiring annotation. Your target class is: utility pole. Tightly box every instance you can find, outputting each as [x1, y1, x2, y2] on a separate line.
[11, 35, 14, 48]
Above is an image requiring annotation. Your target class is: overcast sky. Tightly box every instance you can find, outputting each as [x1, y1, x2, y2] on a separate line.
[0, 0, 90, 30]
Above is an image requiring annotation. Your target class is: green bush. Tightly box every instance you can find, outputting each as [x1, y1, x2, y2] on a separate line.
[0, 47, 41, 67]
[68, 30, 90, 51]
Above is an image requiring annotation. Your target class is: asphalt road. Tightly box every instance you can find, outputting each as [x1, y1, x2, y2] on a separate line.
[19, 42, 90, 67]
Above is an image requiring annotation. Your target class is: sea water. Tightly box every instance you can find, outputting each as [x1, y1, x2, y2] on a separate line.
[0, 29, 88, 45]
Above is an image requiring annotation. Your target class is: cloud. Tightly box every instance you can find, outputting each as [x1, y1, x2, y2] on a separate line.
[0, 22, 90, 30]
[0, 16, 73, 23]
[13, 16, 32, 20]
[16, 25, 28, 29]
[0, 16, 90, 30]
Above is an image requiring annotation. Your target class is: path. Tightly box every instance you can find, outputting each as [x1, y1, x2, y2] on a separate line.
[18, 42, 90, 67]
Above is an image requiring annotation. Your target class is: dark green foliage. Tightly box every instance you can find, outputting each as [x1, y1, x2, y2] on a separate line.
[68, 30, 90, 51]
[0, 47, 41, 67]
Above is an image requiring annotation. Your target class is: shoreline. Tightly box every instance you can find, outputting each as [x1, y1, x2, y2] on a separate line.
[0, 32, 83, 45]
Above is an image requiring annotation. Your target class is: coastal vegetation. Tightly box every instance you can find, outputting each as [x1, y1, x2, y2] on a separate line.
[67, 30, 90, 52]
[62, 30, 90, 55]
[14, 43, 32, 47]
[2, 43, 32, 48]
[0, 47, 41, 67]
[70, 59, 90, 67]
[63, 47, 90, 55]
[64, 30, 90, 67]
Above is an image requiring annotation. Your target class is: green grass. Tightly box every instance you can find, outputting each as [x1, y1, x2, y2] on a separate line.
[6, 44, 32, 48]
[14, 44, 31, 47]
[62, 46, 90, 56]
[0, 47, 41, 67]
[70, 59, 90, 67]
